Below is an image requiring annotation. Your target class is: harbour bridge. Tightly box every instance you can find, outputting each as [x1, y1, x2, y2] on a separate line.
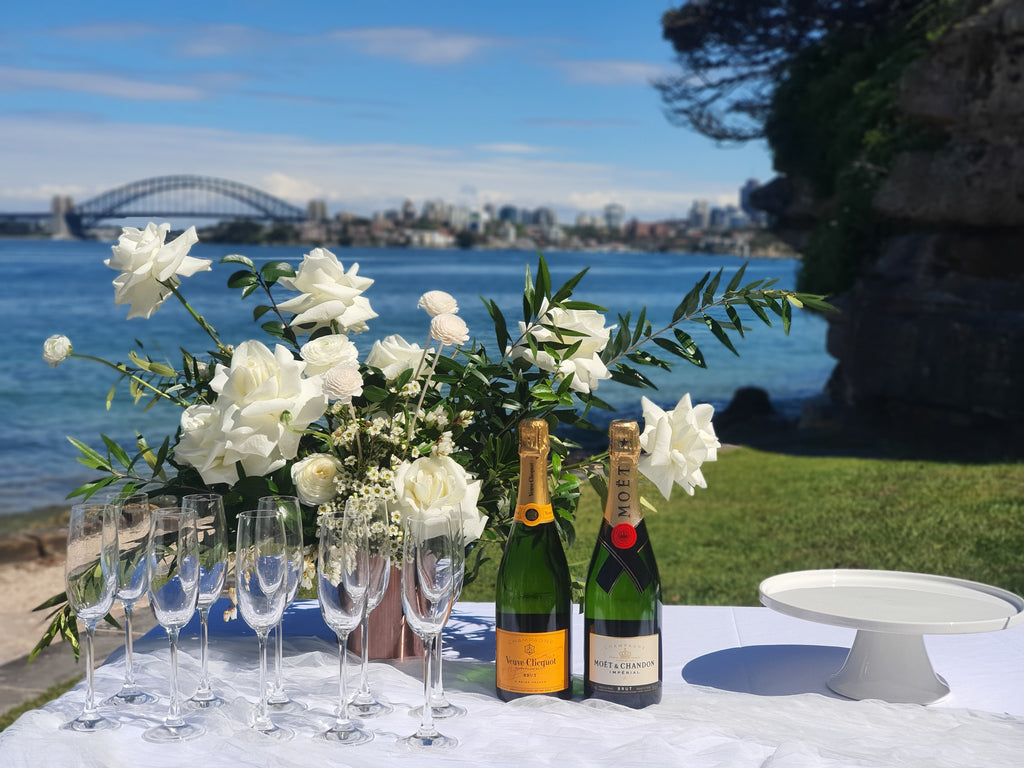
[0, 175, 310, 238]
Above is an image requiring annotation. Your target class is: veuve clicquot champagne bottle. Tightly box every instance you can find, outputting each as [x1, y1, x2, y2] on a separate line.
[495, 417, 572, 701]
[583, 419, 662, 707]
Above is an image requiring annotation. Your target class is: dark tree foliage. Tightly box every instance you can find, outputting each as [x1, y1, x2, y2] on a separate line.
[655, 0, 930, 144]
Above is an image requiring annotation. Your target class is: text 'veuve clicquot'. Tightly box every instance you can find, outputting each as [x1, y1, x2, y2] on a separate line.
[494, 417, 572, 701]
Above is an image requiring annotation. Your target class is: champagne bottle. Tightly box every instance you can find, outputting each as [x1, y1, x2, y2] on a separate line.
[494, 417, 572, 701]
[583, 419, 662, 707]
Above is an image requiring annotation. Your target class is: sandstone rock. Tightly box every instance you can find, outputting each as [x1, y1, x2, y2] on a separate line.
[826, 0, 1024, 428]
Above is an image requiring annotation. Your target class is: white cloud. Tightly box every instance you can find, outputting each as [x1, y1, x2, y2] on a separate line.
[329, 27, 497, 65]
[0, 115, 734, 221]
[0, 66, 206, 101]
[558, 59, 671, 86]
[475, 143, 548, 154]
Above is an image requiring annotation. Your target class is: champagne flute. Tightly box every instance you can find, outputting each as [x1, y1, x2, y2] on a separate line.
[400, 510, 458, 749]
[258, 495, 307, 714]
[235, 509, 292, 740]
[61, 501, 119, 732]
[143, 507, 204, 743]
[348, 497, 394, 718]
[183, 493, 228, 709]
[316, 509, 372, 744]
[105, 490, 158, 706]
[413, 510, 467, 719]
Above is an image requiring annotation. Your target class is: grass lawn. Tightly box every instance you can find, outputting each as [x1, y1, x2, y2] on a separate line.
[460, 444, 1024, 606]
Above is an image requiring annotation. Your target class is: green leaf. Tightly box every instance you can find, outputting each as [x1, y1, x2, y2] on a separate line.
[361, 385, 389, 403]
[702, 268, 723, 307]
[551, 267, 590, 303]
[101, 435, 131, 469]
[253, 304, 274, 322]
[744, 296, 772, 326]
[781, 297, 793, 335]
[725, 305, 745, 337]
[261, 320, 287, 340]
[260, 260, 296, 284]
[673, 329, 706, 367]
[673, 272, 709, 322]
[484, 299, 510, 352]
[725, 263, 748, 293]
[227, 270, 258, 290]
[220, 254, 255, 269]
[702, 314, 739, 356]
[67, 437, 108, 468]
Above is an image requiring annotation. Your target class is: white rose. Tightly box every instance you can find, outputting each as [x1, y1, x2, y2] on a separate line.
[104, 223, 209, 319]
[638, 394, 720, 500]
[509, 300, 614, 393]
[322, 362, 363, 404]
[418, 290, 459, 317]
[203, 340, 327, 478]
[276, 248, 377, 335]
[392, 454, 488, 546]
[300, 334, 359, 376]
[175, 403, 239, 486]
[42, 335, 72, 367]
[291, 453, 345, 506]
[365, 334, 427, 380]
[430, 313, 469, 346]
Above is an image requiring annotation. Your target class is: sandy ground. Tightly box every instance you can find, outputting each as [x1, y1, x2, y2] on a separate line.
[0, 556, 73, 667]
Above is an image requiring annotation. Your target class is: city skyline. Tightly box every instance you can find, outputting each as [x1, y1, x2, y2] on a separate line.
[0, 1, 775, 222]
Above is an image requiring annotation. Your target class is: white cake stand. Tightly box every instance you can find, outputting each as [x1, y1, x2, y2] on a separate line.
[759, 569, 1024, 704]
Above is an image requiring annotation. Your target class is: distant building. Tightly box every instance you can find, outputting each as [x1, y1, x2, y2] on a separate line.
[534, 206, 557, 228]
[306, 199, 327, 222]
[688, 199, 710, 230]
[498, 205, 520, 223]
[604, 203, 625, 231]
[740, 179, 768, 226]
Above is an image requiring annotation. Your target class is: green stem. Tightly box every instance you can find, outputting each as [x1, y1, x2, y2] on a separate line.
[167, 284, 229, 355]
[407, 343, 444, 442]
[70, 354, 188, 406]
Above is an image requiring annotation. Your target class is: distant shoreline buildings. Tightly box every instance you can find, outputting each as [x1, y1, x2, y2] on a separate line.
[287, 178, 783, 256]
[1, 177, 789, 256]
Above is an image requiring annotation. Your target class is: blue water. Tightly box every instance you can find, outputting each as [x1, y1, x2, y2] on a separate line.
[0, 238, 834, 516]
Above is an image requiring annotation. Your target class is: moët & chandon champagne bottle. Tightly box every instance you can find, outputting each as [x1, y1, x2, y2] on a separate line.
[494, 417, 572, 701]
[583, 419, 662, 706]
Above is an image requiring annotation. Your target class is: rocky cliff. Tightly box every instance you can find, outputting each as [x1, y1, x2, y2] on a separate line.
[821, 1, 1024, 428]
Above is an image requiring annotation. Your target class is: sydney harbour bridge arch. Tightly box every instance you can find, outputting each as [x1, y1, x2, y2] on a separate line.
[50, 175, 313, 238]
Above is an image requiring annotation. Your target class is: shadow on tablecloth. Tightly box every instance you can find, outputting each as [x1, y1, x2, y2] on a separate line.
[682, 644, 850, 698]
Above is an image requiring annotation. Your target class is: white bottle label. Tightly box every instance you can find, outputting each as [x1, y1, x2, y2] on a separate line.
[588, 632, 660, 687]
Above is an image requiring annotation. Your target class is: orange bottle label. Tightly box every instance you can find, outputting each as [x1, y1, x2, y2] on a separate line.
[513, 502, 554, 526]
[495, 628, 569, 693]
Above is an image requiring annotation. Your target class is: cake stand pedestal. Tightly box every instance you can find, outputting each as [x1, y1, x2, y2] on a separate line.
[759, 569, 1024, 704]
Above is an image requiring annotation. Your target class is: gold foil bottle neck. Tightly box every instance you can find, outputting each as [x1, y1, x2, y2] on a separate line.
[518, 418, 550, 456]
[608, 419, 640, 457]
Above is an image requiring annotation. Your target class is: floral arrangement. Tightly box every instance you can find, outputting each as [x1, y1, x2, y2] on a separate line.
[37, 221, 831, 656]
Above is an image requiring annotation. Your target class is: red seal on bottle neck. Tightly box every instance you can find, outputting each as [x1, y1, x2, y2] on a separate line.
[610, 522, 637, 549]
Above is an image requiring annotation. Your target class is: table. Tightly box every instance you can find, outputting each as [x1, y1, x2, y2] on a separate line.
[3, 601, 1024, 767]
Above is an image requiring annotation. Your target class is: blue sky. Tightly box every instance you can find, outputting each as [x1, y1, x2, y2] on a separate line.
[0, 1, 774, 222]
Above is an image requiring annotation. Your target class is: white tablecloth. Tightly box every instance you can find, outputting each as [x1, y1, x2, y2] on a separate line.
[3, 600, 1024, 767]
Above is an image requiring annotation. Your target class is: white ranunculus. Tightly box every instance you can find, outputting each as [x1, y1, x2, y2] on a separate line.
[300, 334, 359, 376]
[104, 223, 209, 319]
[392, 454, 488, 546]
[638, 394, 720, 500]
[202, 340, 327, 478]
[291, 453, 345, 506]
[322, 362, 363, 404]
[418, 290, 459, 317]
[42, 335, 72, 367]
[430, 313, 469, 346]
[510, 301, 614, 393]
[276, 247, 377, 334]
[174, 403, 239, 486]
[365, 334, 427, 380]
